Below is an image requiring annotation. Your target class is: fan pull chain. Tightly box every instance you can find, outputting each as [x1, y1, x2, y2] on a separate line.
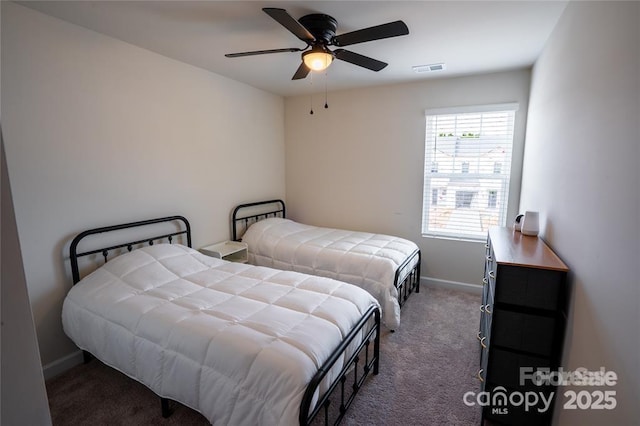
[309, 73, 314, 115]
[324, 70, 329, 109]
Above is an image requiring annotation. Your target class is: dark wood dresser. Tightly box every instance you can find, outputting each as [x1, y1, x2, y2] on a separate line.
[479, 227, 569, 426]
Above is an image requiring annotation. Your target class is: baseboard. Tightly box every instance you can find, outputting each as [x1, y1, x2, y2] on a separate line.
[42, 350, 84, 380]
[421, 276, 482, 295]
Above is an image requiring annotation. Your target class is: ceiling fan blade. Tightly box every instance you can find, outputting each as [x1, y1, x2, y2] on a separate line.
[263, 8, 315, 43]
[333, 20, 409, 47]
[225, 48, 303, 58]
[334, 49, 388, 71]
[292, 63, 311, 80]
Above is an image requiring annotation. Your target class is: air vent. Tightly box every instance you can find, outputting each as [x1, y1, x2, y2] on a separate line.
[412, 63, 446, 73]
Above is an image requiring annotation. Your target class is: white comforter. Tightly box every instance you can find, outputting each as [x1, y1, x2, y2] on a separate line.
[62, 244, 378, 425]
[241, 218, 420, 329]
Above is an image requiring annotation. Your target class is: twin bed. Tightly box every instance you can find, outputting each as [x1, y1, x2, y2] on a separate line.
[64, 216, 380, 425]
[232, 200, 421, 330]
[62, 205, 420, 424]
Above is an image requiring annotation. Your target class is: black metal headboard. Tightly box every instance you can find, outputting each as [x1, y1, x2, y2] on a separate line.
[69, 216, 191, 285]
[232, 199, 285, 241]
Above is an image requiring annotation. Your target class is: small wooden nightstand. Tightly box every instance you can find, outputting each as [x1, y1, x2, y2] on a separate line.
[199, 241, 248, 263]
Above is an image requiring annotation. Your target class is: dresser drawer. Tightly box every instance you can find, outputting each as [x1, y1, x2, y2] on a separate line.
[479, 345, 489, 391]
[487, 348, 552, 389]
[495, 265, 563, 310]
[479, 310, 492, 348]
[492, 309, 557, 357]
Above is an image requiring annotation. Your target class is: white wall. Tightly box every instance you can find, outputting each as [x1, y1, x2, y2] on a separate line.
[521, 2, 639, 424]
[284, 69, 531, 288]
[1, 2, 285, 370]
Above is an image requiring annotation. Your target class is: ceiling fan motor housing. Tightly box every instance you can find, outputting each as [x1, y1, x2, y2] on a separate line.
[298, 14, 338, 44]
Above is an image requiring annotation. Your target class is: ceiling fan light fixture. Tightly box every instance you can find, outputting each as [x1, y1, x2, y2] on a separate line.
[302, 47, 333, 71]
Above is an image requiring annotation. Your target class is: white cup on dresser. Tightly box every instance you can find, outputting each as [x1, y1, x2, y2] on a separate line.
[521, 211, 540, 236]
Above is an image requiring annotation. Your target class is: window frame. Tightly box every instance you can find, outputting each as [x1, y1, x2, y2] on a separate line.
[421, 103, 519, 241]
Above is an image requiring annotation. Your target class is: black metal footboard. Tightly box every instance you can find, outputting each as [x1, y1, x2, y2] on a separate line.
[395, 249, 421, 308]
[300, 305, 381, 426]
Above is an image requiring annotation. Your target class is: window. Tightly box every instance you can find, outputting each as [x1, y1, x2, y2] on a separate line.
[422, 103, 518, 240]
[487, 190, 498, 209]
[455, 191, 475, 208]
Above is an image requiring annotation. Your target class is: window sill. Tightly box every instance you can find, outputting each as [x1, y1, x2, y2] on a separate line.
[421, 234, 486, 243]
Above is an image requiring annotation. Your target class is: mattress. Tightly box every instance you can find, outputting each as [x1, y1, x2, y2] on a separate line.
[62, 243, 379, 425]
[241, 218, 420, 329]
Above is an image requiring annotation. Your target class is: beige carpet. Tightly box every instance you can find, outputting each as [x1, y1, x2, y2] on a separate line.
[46, 287, 482, 425]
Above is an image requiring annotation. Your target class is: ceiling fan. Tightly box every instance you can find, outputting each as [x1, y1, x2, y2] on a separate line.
[225, 8, 409, 80]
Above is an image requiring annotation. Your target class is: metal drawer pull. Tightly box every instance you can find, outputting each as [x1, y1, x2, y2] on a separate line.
[485, 305, 492, 315]
[479, 305, 485, 313]
[477, 331, 483, 341]
[477, 369, 484, 382]
[485, 255, 492, 261]
[488, 271, 496, 279]
[482, 277, 488, 285]
[480, 336, 487, 349]
[484, 243, 490, 249]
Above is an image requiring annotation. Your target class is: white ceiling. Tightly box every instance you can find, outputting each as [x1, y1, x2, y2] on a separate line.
[18, 1, 569, 97]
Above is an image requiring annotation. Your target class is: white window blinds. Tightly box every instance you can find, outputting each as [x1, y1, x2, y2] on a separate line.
[422, 103, 518, 240]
